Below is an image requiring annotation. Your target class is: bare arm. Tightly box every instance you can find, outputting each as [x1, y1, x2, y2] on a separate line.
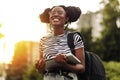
[60, 47, 85, 73]
[35, 39, 46, 74]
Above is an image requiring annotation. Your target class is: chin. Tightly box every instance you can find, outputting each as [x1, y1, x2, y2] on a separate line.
[52, 23, 61, 26]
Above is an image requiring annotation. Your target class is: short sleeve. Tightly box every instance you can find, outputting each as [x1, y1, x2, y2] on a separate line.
[39, 37, 46, 58]
[73, 33, 84, 49]
[39, 40, 43, 54]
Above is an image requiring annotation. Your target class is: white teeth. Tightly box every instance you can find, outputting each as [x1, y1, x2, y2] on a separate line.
[53, 18, 59, 21]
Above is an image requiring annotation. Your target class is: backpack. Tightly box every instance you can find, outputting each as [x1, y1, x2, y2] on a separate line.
[67, 32, 106, 80]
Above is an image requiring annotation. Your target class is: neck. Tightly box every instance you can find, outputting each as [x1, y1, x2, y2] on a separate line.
[53, 26, 65, 36]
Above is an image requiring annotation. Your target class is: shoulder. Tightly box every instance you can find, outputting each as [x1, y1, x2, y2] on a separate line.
[67, 31, 82, 39]
[72, 32, 82, 43]
[40, 33, 52, 40]
[39, 35, 50, 47]
[73, 32, 82, 39]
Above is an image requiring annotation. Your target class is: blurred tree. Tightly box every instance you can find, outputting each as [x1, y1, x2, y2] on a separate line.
[23, 66, 43, 80]
[6, 42, 28, 80]
[68, 25, 93, 51]
[100, 0, 120, 61]
[104, 61, 120, 80]
[80, 27, 93, 51]
[76, 12, 94, 52]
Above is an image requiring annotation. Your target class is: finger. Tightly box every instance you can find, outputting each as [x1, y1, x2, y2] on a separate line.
[38, 59, 45, 68]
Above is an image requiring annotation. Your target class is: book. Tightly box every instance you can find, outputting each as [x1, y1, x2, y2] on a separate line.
[45, 58, 61, 69]
[66, 54, 81, 64]
[45, 54, 81, 69]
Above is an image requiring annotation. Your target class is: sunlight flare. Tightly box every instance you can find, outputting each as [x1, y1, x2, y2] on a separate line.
[0, 0, 100, 63]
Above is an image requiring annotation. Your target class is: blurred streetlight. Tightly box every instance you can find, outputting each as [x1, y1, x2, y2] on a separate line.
[116, 17, 120, 28]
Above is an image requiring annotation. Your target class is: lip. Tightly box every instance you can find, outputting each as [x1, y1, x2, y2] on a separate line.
[53, 18, 59, 21]
[51, 16, 60, 19]
[51, 17, 60, 22]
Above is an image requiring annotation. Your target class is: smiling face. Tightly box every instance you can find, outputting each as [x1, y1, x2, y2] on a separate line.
[49, 6, 68, 27]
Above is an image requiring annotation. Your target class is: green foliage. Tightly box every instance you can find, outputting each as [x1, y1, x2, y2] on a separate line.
[98, 0, 120, 61]
[104, 61, 120, 80]
[80, 27, 93, 51]
[23, 66, 43, 80]
[75, 0, 120, 61]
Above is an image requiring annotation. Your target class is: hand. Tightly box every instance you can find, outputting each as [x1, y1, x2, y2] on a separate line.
[35, 58, 46, 74]
[54, 54, 67, 64]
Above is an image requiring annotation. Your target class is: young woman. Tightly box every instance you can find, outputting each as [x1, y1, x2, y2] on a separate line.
[35, 5, 85, 80]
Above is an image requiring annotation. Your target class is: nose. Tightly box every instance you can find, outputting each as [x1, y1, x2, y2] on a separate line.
[49, 11, 60, 16]
[53, 12, 59, 16]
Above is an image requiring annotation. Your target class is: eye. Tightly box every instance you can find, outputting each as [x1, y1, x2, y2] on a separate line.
[49, 11, 55, 15]
[49, 11, 64, 15]
[57, 11, 64, 15]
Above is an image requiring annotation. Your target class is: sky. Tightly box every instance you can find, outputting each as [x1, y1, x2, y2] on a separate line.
[0, 0, 101, 42]
[0, 0, 101, 63]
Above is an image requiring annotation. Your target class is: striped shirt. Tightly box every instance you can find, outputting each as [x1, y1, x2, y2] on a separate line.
[39, 31, 84, 60]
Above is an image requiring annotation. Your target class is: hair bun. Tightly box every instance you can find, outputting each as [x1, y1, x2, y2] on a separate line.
[67, 6, 81, 22]
[39, 8, 51, 23]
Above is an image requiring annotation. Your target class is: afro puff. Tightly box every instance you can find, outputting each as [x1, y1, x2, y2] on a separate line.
[67, 6, 81, 22]
[39, 8, 51, 23]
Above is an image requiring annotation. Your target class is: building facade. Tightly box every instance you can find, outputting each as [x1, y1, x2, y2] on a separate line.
[77, 11, 103, 39]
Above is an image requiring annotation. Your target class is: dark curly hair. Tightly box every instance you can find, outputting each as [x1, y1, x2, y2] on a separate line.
[39, 5, 81, 23]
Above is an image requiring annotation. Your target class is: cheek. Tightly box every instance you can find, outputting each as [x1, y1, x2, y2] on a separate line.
[62, 19, 67, 24]
[62, 15, 68, 23]
[49, 17, 52, 24]
[61, 17, 68, 24]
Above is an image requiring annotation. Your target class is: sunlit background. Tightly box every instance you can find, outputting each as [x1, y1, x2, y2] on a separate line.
[0, 0, 101, 63]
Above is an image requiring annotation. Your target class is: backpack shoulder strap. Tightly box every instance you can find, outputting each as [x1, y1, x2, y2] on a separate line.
[67, 32, 81, 54]
[67, 32, 83, 55]
[67, 32, 75, 54]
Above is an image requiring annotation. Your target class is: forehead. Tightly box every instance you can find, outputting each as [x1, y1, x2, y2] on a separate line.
[51, 6, 66, 12]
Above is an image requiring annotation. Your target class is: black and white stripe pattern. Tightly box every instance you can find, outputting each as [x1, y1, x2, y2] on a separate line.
[73, 33, 84, 49]
[39, 32, 84, 60]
